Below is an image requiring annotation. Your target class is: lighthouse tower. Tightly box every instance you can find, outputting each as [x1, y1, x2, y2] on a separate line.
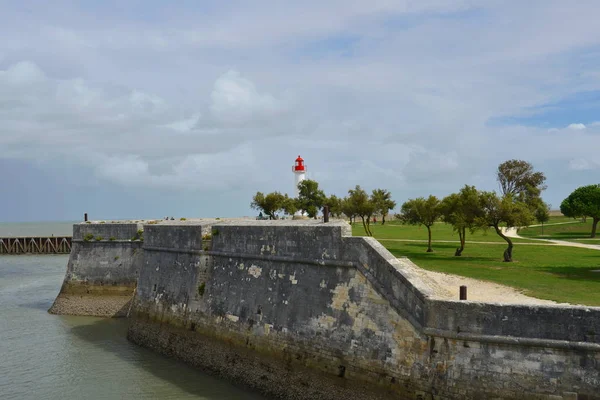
[292, 155, 306, 197]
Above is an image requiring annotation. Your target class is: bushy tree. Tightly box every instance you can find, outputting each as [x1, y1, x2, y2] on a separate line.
[476, 192, 533, 262]
[497, 159, 546, 210]
[341, 197, 357, 225]
[440, 185, 480, 256]
[399, 196, 441, 252]
[250, 192, 286, 220]
[325, 194, 343, 217]
[297, 179, 326, 218]
[281, 194, 298, 217]
[560, 185, 600, 237]
[534, 202, 551, 236]
[371, 189, 396, 225]
[346, 185, 375, 236]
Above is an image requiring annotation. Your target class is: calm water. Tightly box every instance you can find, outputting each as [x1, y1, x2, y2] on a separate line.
[0, 226, 266, 400]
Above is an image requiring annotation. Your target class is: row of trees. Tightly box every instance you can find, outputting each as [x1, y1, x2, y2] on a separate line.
[399, 160, 548, 262]
[251, 159, 600, 263]
[251, 181, 396, 236]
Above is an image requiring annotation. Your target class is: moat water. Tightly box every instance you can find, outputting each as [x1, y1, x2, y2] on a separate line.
[0, 225, 267, 399]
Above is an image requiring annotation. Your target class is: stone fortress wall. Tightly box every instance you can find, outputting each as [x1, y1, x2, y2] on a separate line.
[51, 219, 600, 399]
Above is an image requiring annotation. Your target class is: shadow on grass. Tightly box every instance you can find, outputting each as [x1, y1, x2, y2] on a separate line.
[535, 266, 600, 282]
[384, 242, 503, 264]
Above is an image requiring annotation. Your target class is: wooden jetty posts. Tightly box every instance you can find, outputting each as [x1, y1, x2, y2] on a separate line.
[0, 236, 72, 255]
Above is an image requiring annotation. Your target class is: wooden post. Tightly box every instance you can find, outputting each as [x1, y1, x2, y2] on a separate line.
[460, 285, 467, 300]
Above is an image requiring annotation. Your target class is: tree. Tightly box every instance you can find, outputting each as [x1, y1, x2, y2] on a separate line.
[281, 194, 298, 217]
[399, 196, 441, 252]
[476, 192, 533, 262]
[534, 203, 550, 236]
[371, 189, 396, 225]
[296, 179, 326, 218]
[346, 185, 375, 236]
[497, 160, 547, 200]
[250, 192, 286, 220]
[341, 197, 357, 225]
[440, 185, 481, 256]
[325, 194, 343, 217]
[560, 185, 600, 237]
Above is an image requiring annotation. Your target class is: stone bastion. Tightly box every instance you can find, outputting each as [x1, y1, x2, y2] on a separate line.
[50, 219, 600, 400]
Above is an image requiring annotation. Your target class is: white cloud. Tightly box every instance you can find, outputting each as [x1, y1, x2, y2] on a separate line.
[2, 1, 600, 217]
[209, 70, 285, 126]
[567, 123, 586, 130]
[568, 158, 600, 171]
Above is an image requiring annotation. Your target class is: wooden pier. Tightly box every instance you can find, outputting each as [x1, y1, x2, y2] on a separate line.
[0, 237, 72, 255]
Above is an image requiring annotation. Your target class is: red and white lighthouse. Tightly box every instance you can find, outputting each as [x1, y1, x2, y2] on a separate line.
[292, 155, 306, 198]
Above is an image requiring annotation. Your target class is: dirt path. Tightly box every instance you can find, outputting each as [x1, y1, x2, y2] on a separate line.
[397, 258, 562, 305]
[504, 227, 600, 250]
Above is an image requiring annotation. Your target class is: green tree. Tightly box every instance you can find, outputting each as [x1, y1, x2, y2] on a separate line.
[281, 194, 298, 217]
[341, 197, 357, 225]
[476, 192, 533, 262]
[325, 194, 343, 217]
[534, 203, 550, 236]
[440, 185, 480, 256]
[297, 179, 326, 218]
[560, 185, 600, 237]
[399, 196, 441, 252]
[371, 189, 396, 225]
[250, 191, 286, 220]
[347, 185, 375, 236]
[497, 159, 546, 210]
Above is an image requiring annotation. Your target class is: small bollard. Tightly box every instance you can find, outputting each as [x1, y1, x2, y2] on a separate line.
[84, 213, 88, 222]
[459, 285, 467, 301]
[323, 206, 329, 223]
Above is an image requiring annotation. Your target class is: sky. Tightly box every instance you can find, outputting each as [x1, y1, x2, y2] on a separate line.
[1, 1, 600, 222]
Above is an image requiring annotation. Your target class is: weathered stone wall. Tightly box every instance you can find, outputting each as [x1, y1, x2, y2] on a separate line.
[49, 222, 144, 317]
[54, 219, 600, 398]
[127, 220, 600, 400]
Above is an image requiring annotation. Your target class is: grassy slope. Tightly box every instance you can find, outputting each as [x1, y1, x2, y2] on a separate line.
[351, 218, 600, 305]
[519, 218, 596, 241]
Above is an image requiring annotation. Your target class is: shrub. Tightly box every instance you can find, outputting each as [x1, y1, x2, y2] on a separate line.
[114, 256, 120, 261]
[211, 228, 219, 236]
[109, 236, 116, 241]
[202, 233, 212, 241]
[180, 217, 187, 221]
[198, 282, 206, 296]
[95, 236, 103, 241]
[131, 229, 144, 241]
[83, 233, 94, 242]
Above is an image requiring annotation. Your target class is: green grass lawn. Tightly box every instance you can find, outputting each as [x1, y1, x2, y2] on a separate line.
[352, 222, 537, 243]
[519, 218, 596, 241]
[378, 241, 600, 305]
[350, 218, 600, 305]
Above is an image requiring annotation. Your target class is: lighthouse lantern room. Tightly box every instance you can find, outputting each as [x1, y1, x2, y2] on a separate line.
[292, 155, 306, 198]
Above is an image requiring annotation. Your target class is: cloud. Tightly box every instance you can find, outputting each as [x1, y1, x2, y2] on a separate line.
[209, 70, 286, 126]
[567, 123, 586, 130]
[568, 158, 600, 171]
[2, 1, 600, 220]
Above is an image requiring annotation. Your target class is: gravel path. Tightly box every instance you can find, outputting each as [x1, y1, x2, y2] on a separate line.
[399, 260, 562, 305]
[505, 227, 600, 250]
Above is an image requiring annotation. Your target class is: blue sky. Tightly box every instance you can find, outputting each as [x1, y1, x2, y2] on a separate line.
[1, 1, 600, 222]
